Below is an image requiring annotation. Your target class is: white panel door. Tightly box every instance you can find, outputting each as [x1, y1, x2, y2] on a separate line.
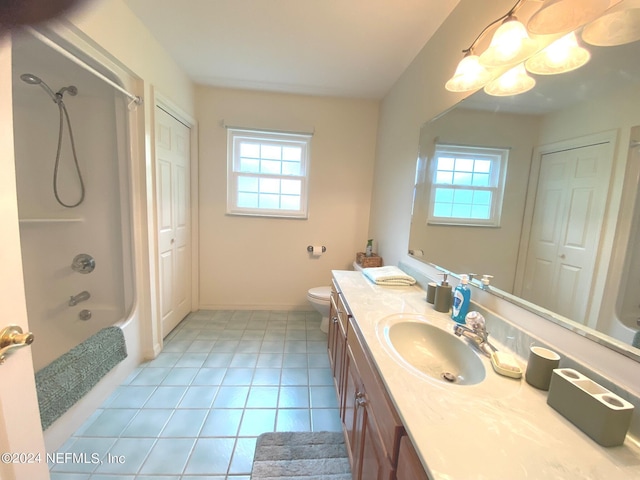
[522, 142, 612, 322]
[0, 38, 50, 480]
[155, 106, 191, 337]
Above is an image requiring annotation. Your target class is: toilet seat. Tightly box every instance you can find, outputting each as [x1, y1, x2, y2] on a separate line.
[308, 286, 331, 301]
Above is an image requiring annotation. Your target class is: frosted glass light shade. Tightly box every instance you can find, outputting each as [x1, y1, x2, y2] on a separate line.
[445, 54, 492, 92]
[484, 64, 536, 96]
[582, 0, 640, 46]
[525, 32, 591, 74]
[527, 0, 612, 35]
[479, 18, 539, 67]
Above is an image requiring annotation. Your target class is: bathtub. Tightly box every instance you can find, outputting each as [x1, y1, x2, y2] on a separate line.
[12, 31, 143, 449]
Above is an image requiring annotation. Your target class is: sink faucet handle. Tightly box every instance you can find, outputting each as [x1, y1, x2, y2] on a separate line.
[465, 311, 485, 330]
[481, 275, 493, 289]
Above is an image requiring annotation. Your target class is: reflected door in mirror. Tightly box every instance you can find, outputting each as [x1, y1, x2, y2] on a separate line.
[521, 140, 613, 322]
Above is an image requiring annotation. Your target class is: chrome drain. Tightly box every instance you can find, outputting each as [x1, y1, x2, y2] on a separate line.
[441, 372, 456, 383]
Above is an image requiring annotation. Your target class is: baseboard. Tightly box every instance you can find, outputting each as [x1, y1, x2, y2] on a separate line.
[197, 304, 315, 312]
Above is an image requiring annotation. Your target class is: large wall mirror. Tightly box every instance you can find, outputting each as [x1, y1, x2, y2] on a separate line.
[409, 39, 640, 362]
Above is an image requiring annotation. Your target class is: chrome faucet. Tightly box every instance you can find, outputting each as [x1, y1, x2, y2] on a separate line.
[453, 311, 496, 357]
[69, 290, 91, 307]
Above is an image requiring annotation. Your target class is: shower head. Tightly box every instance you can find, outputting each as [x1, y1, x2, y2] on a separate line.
[20, 72, 58, 103]
[19, 73, 77, 103]
[20, 73, 42, 85]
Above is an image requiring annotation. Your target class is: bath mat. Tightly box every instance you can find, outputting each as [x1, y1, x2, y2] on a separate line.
[251, 431, 351, 480]
[35, 326, 127, 430]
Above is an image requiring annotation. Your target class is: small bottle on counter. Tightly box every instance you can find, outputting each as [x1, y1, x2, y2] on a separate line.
[433, 273, 452, 313]
[451, 274, 471, 323]
[365, 239, 373, 257]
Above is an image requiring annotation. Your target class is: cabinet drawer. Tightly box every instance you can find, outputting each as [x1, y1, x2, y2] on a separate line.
[347, 318, 404, 464]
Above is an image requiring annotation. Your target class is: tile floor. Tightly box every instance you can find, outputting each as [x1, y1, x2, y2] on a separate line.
[49, 310, 341, 480]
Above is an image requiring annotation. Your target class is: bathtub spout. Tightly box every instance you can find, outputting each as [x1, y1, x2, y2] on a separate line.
[69, 291, 91, 307]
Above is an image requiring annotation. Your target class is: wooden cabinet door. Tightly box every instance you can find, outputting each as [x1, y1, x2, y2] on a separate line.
[360, 404, 395, 480]
[397, 436, 430, 480]
[343, 342, 363, 474]
[344, 341, 395, 480]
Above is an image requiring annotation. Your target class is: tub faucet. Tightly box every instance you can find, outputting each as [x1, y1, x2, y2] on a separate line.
[69, 290, 91, 307]
[453, 312, 496, 357]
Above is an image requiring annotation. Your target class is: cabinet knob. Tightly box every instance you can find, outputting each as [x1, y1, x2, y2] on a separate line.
[332, 316, 338, 323]
[355, 391, 367, 407]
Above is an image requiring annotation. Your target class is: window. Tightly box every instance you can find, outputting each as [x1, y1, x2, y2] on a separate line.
[428, 144, 508, 226]
[227, 128, 311, 218]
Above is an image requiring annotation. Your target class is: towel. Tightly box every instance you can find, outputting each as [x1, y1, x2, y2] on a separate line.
[362, 266, 416, 286]
[633, 330, 640, 349]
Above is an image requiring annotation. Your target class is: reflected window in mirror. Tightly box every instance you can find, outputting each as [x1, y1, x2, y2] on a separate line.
[428, 144, 508, 227]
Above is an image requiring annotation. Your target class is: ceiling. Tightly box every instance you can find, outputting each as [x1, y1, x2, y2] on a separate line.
[123, 0, 460, 99]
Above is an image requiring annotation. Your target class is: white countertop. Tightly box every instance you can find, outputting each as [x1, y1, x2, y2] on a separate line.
[333, 270, 640, 480]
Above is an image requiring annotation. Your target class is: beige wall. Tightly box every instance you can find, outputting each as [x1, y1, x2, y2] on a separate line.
[196, 86, 378, 309]
[369, 0, 514, 267]
[68, 0, 194, 113]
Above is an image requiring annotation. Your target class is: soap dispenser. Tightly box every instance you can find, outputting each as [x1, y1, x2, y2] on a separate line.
[451, 274, 471, 323]
[433, 273, 452, 313]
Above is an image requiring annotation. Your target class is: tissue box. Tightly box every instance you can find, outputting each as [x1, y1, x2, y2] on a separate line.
[547, 368, 634, 447]
[356, 252, 383, 268]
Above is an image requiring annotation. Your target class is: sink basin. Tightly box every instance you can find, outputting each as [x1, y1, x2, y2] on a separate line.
[380, 316, 486, 385]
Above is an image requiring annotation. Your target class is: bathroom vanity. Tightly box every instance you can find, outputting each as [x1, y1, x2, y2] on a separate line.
[329, 270, 640, 480]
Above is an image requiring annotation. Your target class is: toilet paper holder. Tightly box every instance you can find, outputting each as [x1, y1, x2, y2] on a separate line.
[307, 245, 326, 253]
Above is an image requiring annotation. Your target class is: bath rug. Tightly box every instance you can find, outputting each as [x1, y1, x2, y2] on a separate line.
[251, 431, 351, 480]
[35, 326, 127, 430]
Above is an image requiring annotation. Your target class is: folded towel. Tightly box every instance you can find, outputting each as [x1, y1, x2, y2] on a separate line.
[362, 266, 416, 286]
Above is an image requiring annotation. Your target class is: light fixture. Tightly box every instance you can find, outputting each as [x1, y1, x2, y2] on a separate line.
[582, 0, 640, 46]
[527, 0, 612, 35]
[444, 0, 629, 96]
[525, 32, 591, 74]
[445, 52, 493, 92]
[479, 16, 539, 67]
[484, 64, 536, 96]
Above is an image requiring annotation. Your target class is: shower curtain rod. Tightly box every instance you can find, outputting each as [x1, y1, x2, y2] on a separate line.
[27, 29, 143, 106]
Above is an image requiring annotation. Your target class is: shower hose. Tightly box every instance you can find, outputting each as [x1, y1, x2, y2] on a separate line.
[53, 98, 85, 208]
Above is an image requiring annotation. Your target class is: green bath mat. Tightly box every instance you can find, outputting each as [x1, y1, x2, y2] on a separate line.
[35, 326, 127, 430]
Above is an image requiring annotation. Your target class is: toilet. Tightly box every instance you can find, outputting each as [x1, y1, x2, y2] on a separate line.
[307, 286, 332, 333]
[309, 264, 366, 333]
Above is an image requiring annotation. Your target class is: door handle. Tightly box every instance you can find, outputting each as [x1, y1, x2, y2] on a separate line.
[0, 325, 34, 365]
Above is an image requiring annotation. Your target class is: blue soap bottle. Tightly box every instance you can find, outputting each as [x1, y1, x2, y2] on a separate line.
[451, 274, 471, 324]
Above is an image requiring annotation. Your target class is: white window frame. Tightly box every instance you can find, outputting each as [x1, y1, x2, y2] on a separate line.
[227, 128, 311, 218]
[427, 144, 508, 227]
